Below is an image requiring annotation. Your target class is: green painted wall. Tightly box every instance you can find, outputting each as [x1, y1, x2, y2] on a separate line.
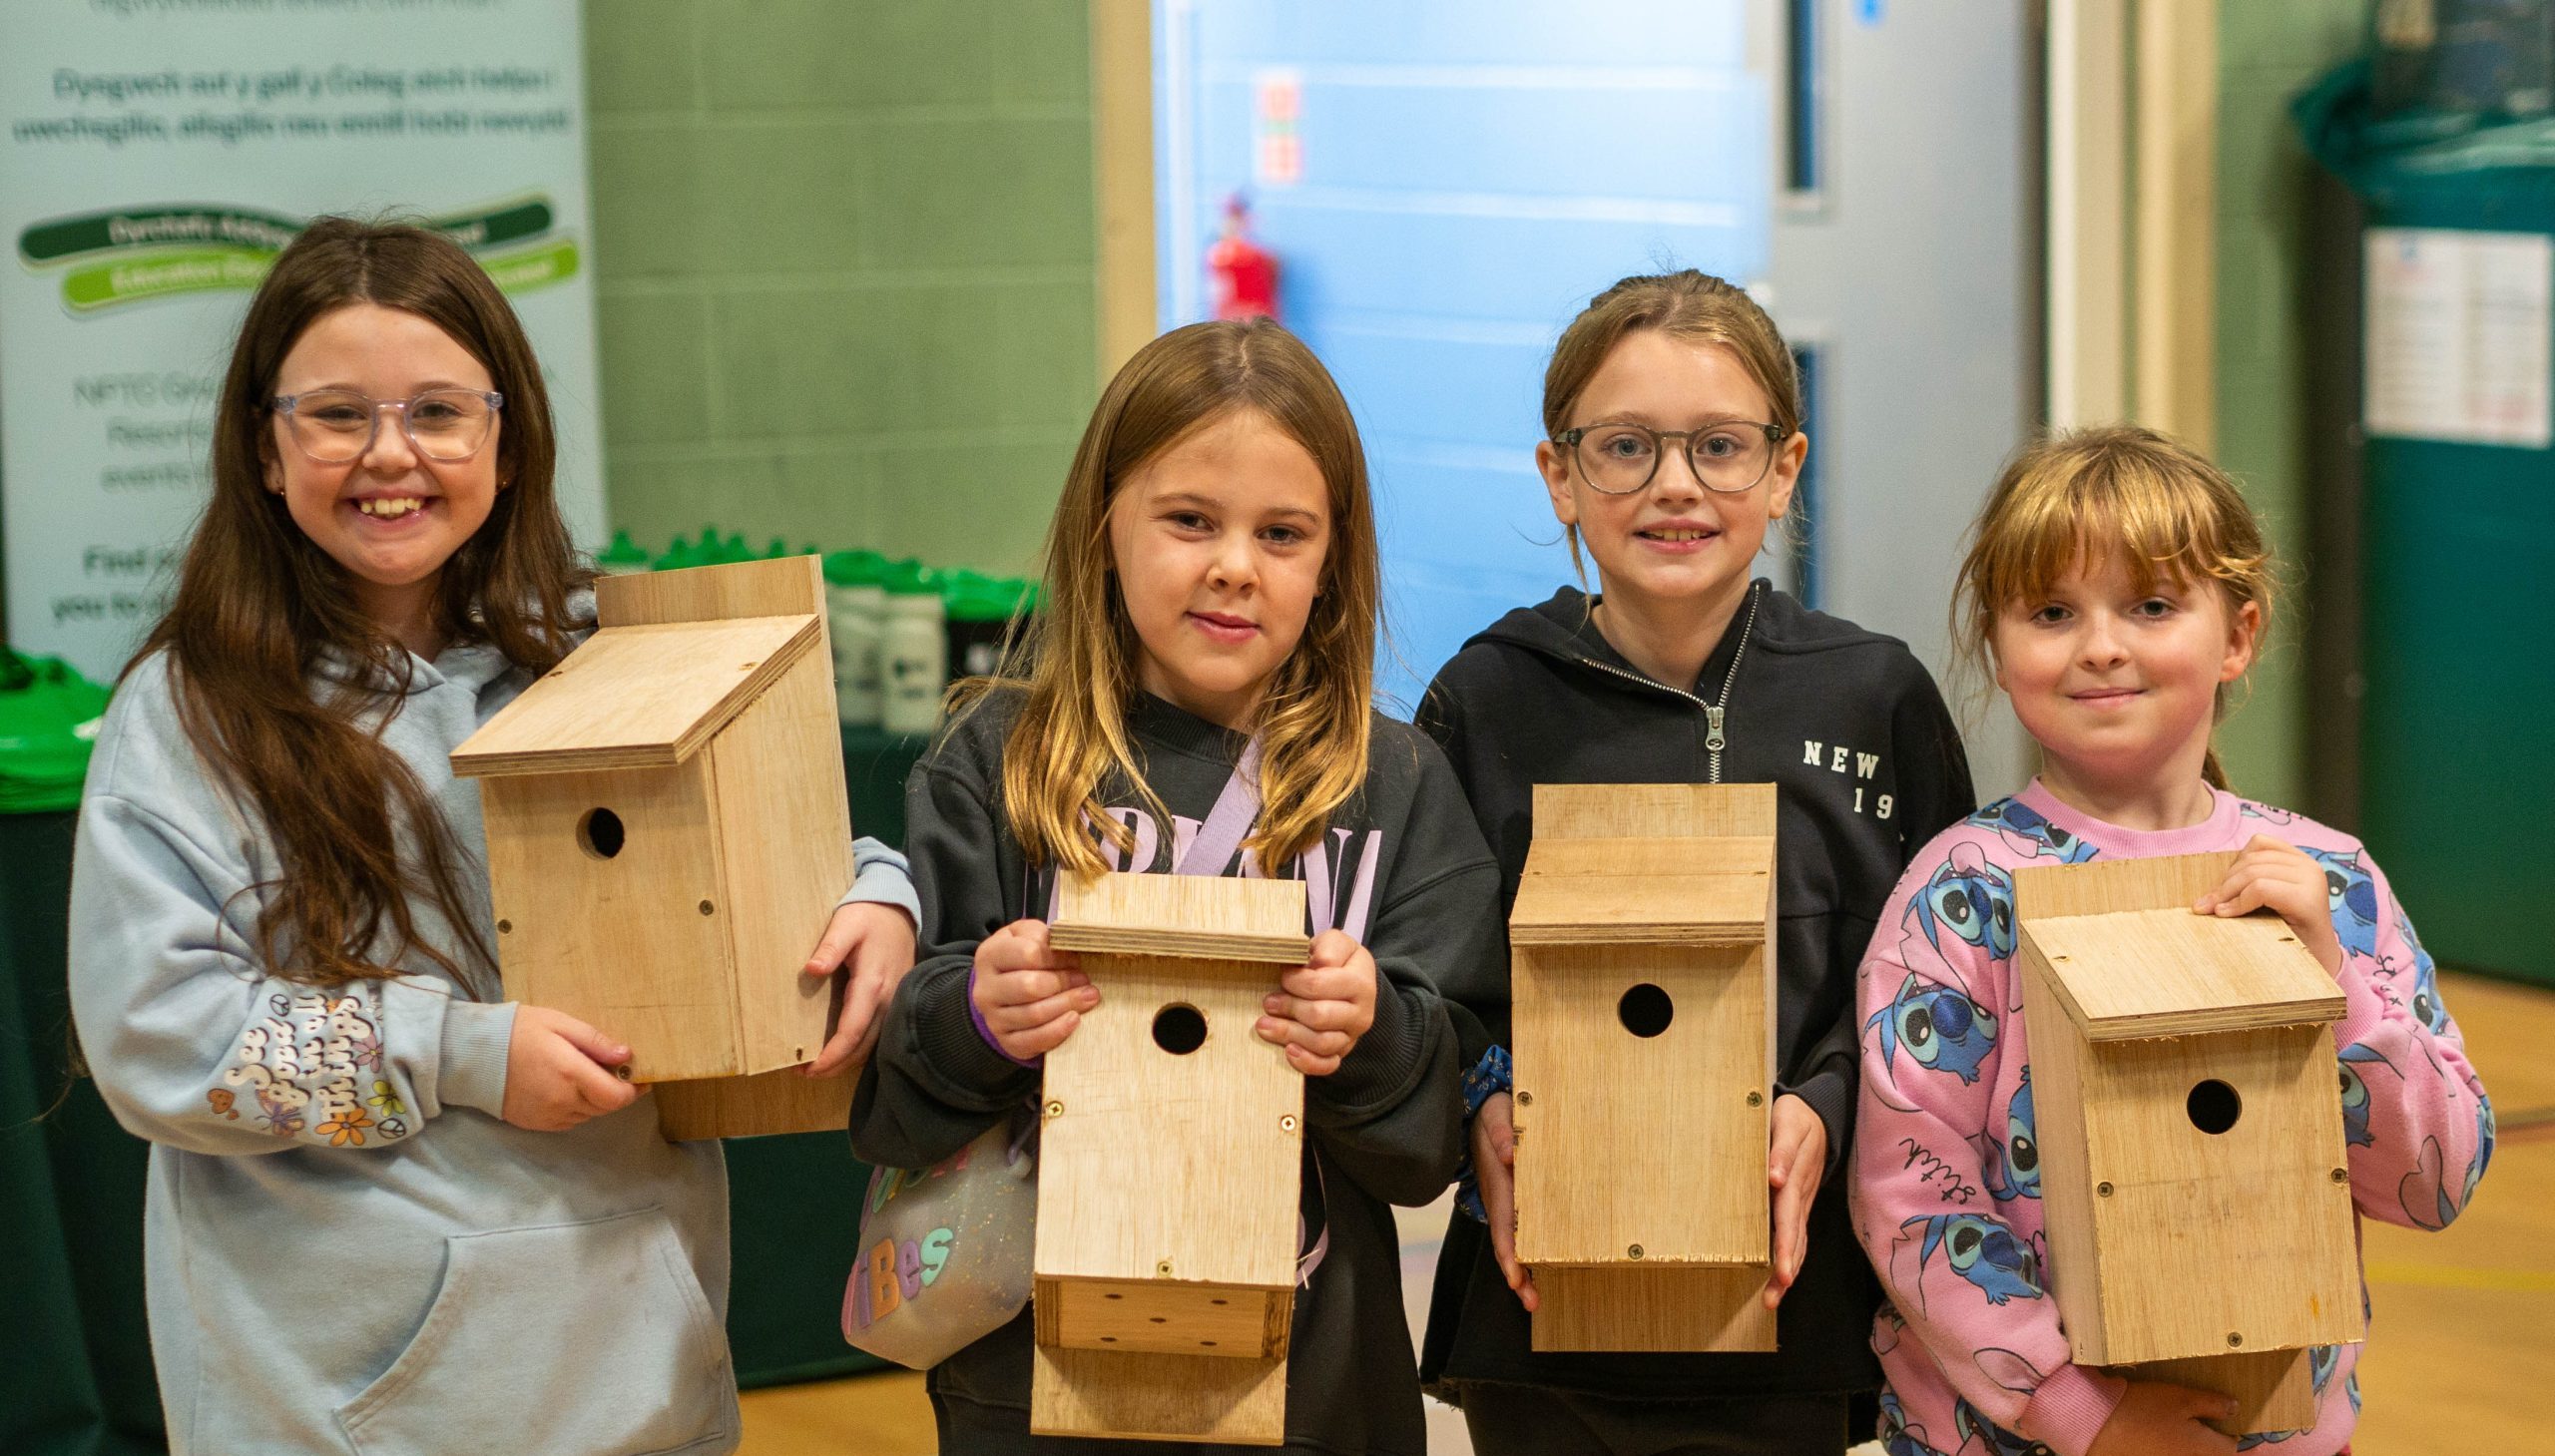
[582, 0, 1099, 576]
[2214, 0, 2364, 809]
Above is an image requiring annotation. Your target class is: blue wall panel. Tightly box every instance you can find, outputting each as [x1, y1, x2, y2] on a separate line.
[1158, 0, 1768, 707]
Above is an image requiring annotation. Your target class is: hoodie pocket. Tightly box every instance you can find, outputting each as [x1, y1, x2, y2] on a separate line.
[336, 1208, 736, 1456]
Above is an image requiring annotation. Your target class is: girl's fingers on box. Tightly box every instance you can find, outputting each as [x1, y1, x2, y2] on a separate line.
[1284, 1045, 1342, 1076]
[1004, 1009, 1080, 1060]
[986, 985, 1093, 1033]
[1263, 993, 1357, 1032]
[1305, 928, 1358, 968]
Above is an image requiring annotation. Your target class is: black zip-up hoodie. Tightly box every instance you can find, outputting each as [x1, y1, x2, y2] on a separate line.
[1415, 582, 1976, 1403]
[852, 690, 1501, 1455]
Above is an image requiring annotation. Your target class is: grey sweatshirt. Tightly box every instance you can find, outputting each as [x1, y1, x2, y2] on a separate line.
[68, 635, 916, 1456]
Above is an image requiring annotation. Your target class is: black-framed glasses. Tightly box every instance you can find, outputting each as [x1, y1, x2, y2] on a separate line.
[270, 389, 504, 464]
[1554, 420, 1790, 496]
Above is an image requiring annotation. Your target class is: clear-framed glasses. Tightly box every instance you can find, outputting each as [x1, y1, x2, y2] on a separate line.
[1554, 419, 1790, 496]
[270, 389, 504, 464]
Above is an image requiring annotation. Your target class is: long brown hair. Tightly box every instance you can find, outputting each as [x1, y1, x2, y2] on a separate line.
[137, 217, 590, 987]
[1542, 269, 1803, 574]
[963, 318, 1380, 874]
[1951, 425, 2276, 790]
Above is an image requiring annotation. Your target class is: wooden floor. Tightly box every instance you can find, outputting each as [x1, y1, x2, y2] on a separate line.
[739, 971, 2555, 1456]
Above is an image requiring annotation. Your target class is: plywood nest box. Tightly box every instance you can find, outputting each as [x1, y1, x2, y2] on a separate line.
[451, 556, 857, 1142]
[1507, 782, 1779, 1353]
[1028, 870, 1312, 1447]
[2016, 851, 2361, 1437]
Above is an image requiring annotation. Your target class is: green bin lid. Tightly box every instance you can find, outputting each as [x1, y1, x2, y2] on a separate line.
[822, 550, 890, 587]
[0, 651, 112, 814]
[944, 572, 1035, 623]
[595, 529, 652, 570]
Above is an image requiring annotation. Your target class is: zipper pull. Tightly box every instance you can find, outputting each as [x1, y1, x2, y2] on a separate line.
[1705, 705, 1727, 752]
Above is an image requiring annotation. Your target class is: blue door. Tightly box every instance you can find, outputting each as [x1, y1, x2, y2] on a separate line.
[1156, 0, 1770, 708]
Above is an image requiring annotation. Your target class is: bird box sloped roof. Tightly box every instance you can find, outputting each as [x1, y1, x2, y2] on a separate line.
[2017, 853, 2346, 1042]
[449, 614, 820, 777]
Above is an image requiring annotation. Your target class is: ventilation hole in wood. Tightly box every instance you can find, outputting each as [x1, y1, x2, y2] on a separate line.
[1617, 983, 1674, 1039]
[2188, 1079, 2242, 1135]
[577, 807, 626, 860]
[1150, 1316, 1168, 1324]
[1152, 1003, 1208, 1055]
[1201, 1340, 1218, 1348]
[1209, 1298, 1228, 1306]
[1104, 1292, 1123, 1300]
[1100, 1336, 1117, 1343]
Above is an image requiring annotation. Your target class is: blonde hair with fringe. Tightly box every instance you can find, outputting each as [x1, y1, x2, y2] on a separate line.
[1951, 425, 2276, 790]
[954, 318, 1380, 874]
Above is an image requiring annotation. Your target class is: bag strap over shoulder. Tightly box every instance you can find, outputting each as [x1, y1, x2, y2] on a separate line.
[1175, 734, 1262, 877]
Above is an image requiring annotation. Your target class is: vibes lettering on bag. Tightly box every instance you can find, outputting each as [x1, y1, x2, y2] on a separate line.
[847, 1225, 955, 1329]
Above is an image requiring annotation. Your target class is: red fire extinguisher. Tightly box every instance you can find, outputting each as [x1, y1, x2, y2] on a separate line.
[1207, 193, 1279, 323]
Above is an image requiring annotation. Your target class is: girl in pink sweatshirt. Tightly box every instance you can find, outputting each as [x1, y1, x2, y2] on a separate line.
[1848, 426, 2493, 1456]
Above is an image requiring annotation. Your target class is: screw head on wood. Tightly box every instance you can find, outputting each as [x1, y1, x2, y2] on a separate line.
[698, 899, 716, 916]
[2227, 1332, 2245, 1348]
[1156, 1259, 1174, 1275]
[1746, 1090, 1764, 1107]
[1044, 1099, 1065, 1119]
[1627, 1243, 1645, 1260]
[1279, 1114, 1298, 1133]
[2330, 1167, 2350, 1185]
[2096, 1181, 2115, 1198]
[1515, 1091, 1532, 1107]
[496, 919, 512, 934]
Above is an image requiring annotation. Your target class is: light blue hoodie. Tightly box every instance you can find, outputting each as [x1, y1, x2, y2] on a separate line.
[68, 635, 916, 1456]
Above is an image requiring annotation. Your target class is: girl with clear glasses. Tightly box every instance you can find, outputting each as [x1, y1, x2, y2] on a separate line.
[1416, 268, 1978, 1456]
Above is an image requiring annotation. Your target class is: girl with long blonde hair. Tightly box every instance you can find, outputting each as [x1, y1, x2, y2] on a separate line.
[852, 317, 1501, 1454]
[1849, 425, 2492, 1456]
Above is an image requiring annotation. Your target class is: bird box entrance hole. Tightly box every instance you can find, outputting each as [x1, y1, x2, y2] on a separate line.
[1616, 982, 1675, 1038]
[1152, 1002, 1208, 1056]
[576, 806, 626, 860]
[2187, 1078, 2242, 1135]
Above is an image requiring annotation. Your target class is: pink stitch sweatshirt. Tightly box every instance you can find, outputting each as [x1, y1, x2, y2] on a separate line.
[1847, 780, 2493, 1456]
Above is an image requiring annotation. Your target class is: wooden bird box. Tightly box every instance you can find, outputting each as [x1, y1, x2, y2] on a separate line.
[1028, 870, 1311, 1447]
[451, 556, 857, 1142]
[2016, 852, 2361, 1436]
[1507, 782, 1779, 1352]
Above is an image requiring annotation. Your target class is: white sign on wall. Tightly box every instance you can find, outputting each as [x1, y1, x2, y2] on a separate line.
[2365, 227, 2554, 451]
[0, 0, 606, 683]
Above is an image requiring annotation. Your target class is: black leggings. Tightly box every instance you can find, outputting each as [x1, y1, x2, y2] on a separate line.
[1457, 1382, 1851, 1456]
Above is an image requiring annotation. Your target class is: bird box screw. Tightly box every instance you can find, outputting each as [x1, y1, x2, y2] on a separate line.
[1045, 1099, 1065, 1119]
[1515, 1091, 1533, 1107]
[1156, 1259, 1175, 1275]
[698, 899, 716, 916]
[1279, 1114, 1298, 1133]
[497, 919, 512, 934]
[1627, 1243, 1645, 1260]
[2096, 1181, 2115, 1198]
[2227, 1332, 2245, 1348]
[1746, 1090, 1764, 1108]
[2330, 1167, 2349, 1185]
